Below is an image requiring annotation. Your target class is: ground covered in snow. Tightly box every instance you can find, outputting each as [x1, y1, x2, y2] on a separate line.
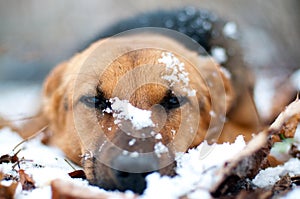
[1, 85, 300, 199]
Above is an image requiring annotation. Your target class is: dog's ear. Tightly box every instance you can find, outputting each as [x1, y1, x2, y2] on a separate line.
[198, 58, 236, 114]
[42, 62, 70, 132]
[17, 62, 68, 139]
[43, 61, 68, 98]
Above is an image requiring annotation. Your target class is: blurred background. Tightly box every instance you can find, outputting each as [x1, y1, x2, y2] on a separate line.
[0, 0, 299, 120]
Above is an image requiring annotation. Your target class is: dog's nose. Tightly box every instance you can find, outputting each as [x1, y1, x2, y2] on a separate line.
[111, 154, 158, 194]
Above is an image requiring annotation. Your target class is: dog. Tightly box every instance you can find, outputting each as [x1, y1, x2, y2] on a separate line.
[17, 8, 260, 194]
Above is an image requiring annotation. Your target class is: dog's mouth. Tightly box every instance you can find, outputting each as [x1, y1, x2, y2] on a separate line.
[82, 150, 177, 194]
[111, 169, 153, 194]
[109, 154, 159, 194]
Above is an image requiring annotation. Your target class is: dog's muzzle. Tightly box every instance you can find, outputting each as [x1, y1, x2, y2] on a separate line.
[111, 153, 159, 194]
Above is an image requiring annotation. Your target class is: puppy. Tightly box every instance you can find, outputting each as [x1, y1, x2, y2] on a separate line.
[18, 9, 260, 194]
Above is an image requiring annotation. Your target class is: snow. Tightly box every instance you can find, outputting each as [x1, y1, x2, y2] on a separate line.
[209, 110, 216, 118]
[0, 84, 41, 126]
[129, 151, 139, 158]
[282, 187, 300, 199]
[0, 123, 248, 199]
[252, 158, 300, 188]
[154, 142, 169, 158]
[108, 97, 154, 130]
[158, 52, 196, 97]
[142, 136, 246, 199]
[128, 139, 136, 146]
[220, 67, 231, 79]
[290, 69, 300, 91]
[222, 22, 238, 39]
[254, 77, 276, 120]
[1, 82, 299, 198]
[154, 133, 162, 140]
[211, 47, 227, 64]
[0, 127, 91, 199]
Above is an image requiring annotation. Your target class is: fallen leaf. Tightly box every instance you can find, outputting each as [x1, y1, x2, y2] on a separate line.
[272, 174, 292, 196]
[51, 179, 136, 199]
[0, 171, 18, 199]
[68, 170, 86, 179]
[0, 149, 21, 164]
[19, 169, 35, 191]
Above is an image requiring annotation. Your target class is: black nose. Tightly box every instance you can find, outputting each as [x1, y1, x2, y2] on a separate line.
[111, 154, 159, 194]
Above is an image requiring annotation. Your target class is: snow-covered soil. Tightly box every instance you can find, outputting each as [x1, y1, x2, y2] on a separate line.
[1, 84, 300, 199]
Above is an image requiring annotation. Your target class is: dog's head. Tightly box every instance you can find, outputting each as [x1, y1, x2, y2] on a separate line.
[41, 33, 234, 193]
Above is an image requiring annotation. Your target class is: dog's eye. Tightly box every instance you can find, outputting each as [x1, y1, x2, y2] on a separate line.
[80, 94, 111, 111]
[160, 90, 187, 110]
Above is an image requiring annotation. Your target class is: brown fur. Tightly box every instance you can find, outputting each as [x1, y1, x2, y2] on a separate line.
[18, 34, 259, 190]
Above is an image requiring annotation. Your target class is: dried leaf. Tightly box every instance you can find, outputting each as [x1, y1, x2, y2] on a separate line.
[270, 100, 300, 131]
[0, 155, 11, 164]
[291, 175, 300, 185]
[0, 172, 18, 199]
[19, 169, 35, 191]
[272, 174, 292, 196]
[289, 144, 300, 159]
[233, 189, 272, 199]
[51, 179, 136, 199]
[68, 170, 86, 179]
[0, 150, 20, 165]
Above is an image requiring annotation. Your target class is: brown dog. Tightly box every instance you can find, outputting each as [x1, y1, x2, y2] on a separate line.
[17, 31, 260, 193]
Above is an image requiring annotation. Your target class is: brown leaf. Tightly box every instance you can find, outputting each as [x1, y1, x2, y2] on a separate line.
[272, 174, 292, 196]
[291, 175, 300, 185]
[51, 179, 137, 199]
[289, 144, 300, 159]
[0, 172, 18, 199]
[0, 149, 20, 164]
[0, 155, 11, 164]
[233, 189, 272, 199]
[19, 169, 35, 191]
[68, 170, 86, 179]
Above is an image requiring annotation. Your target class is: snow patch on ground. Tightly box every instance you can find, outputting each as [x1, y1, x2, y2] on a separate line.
[0, 127, 248, 199]
[252, 158, 300, 188]
[0, 127, 90, 199]
[142, 136, 246, 199]
[283, 187, 300, 199]
[0, 84, 41, 126]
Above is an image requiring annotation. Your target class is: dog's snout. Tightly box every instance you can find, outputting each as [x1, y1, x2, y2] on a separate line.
[111, 154, 158, 194]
